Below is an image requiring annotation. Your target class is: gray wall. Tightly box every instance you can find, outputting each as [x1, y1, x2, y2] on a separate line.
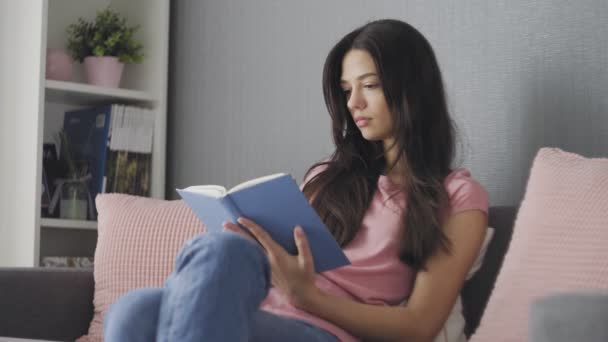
[167, 0, 608, 206]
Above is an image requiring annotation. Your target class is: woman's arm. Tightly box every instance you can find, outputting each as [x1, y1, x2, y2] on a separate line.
[300, 209, 488, 341]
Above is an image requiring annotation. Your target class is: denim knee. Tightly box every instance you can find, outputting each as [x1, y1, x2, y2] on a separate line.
[104, 287, 163, 341]
[174, 231, 269, 275]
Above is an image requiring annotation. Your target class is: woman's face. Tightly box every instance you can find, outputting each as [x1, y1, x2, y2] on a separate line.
[340, 49, 394, 142]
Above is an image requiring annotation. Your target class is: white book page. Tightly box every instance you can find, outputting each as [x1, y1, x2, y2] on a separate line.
[181, 185, 227, 198]
[228, 173, 287, 194]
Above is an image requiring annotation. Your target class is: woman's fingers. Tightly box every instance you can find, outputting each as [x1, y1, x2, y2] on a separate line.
[294, 226, 315, 273]
[222, 221, 255, 241]
[237, 217, 285, 256]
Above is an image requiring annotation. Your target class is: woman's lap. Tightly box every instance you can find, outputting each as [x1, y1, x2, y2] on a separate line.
[250, 310, 337, 342]
[105, 232, 337, 341]
[106, 287, 335, 341]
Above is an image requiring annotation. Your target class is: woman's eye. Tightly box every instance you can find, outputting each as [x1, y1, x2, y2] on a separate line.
[343, 89, 351, 96]
[364, 83, 379, 89]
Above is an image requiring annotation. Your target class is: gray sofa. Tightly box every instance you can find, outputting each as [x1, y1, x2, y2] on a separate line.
[0, 206, 518, 341]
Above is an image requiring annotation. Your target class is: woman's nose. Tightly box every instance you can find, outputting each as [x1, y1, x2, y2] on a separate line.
[347, 88, 366, 111]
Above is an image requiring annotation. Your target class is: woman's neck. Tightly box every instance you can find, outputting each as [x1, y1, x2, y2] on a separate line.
[383, 138, 406, 186]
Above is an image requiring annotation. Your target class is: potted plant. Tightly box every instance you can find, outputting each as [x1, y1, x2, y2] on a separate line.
[66, 6, 144, 88]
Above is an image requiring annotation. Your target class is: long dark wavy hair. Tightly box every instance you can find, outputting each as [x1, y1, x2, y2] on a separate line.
[302, 19, 456, 271]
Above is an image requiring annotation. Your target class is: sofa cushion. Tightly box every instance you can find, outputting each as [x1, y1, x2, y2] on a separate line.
[461, 206, 517, 336]
[470, 148, 608, 341]
[76, 194, 205, 342]
[529, 292, 608, 341]
[436, 227, 494, 342]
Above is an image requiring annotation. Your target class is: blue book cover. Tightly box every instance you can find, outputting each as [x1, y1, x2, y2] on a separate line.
[63, 105, 112, 218]
[176, 173, 350, 273]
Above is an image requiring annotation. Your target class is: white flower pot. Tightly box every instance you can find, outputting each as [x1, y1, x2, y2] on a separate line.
[84, 56, 125, 88]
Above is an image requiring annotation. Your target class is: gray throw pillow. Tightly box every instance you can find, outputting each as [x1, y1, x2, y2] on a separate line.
[529, 292, 608, 342]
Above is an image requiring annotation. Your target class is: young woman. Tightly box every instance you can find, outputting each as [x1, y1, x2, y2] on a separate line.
[104, 19, 488, 342]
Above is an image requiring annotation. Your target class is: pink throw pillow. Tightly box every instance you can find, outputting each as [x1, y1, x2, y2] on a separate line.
[470, 148, 608, 341]
[77, 194, 205, 342]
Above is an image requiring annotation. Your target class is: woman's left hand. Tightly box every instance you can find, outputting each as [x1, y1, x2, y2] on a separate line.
[223, 217, 319, 309]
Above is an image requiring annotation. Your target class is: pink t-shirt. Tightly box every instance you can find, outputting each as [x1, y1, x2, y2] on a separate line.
[260, 167, 489, 341]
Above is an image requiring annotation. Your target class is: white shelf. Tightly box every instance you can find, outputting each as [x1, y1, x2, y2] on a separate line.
[45, 80, 156, 105]
[40, 218, 98, 230]
[0, 0, 168, 267]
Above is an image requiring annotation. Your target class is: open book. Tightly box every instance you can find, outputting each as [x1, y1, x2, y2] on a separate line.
[176, 173, 350, 273]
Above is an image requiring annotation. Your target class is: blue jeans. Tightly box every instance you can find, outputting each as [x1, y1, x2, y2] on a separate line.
[104, 231, 337, 342]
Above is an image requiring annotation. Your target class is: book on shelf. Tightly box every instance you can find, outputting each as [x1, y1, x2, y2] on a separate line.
[103, 105, 154, 197]
[177, 173, 350, 273]
[41, 143, 60, 218]
[62, 105, 113, 219]
[105, 150, 151, 196]
[59, 104, 155, 215]
[41, 164, 52, 217]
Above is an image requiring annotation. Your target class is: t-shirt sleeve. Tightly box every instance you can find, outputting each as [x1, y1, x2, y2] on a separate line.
[444, 168, 489, 216]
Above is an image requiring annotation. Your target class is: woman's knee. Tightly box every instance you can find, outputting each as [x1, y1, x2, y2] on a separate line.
[175, 231, 267, 272]
[104, 287, 163, 339]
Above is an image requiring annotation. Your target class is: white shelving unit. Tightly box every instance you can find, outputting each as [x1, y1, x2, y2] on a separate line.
[0, 0, 170, 267]
[45, 80, 156, 105]
[41, 218, 97, 230]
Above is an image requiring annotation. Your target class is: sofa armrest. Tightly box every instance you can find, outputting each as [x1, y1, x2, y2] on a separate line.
[462, 205, 518, 336]
[0, 267, 94, 341]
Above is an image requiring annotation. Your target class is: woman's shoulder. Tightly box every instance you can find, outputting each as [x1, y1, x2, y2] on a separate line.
[443, 168, 489, 216]
[301, 158, 332, 185]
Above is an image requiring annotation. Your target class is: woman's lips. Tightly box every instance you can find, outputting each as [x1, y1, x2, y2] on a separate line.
[355, 117, 370, 127]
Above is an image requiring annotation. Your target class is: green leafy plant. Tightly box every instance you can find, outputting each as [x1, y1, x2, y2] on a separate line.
[66, 6, 144, 64]
[57, 130, 77, 178]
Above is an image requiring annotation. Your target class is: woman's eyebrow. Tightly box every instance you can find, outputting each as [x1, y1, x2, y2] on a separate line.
[340, 73, 378, 85]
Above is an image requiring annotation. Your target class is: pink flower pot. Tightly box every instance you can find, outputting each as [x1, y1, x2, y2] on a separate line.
[84, 56, 125, 88]
[46, 48, 73, 81]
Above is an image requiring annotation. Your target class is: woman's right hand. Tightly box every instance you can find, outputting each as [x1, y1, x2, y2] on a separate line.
[222, 221, 257, 241]
[223, 218, 320, 310]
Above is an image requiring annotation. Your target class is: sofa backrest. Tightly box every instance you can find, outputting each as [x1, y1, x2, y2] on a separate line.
[0, 267, 94, 340]
[0, 206, 518, 340]
[462, 205, 518, 337]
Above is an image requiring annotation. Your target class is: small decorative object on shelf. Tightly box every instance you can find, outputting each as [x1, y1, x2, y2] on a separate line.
[59, 177, 91, 220]
[84, 56, 125, 87]
[48, 131, 95, 220]
[41, 166, 52, 216]
[41, 143, 61, 218]
[42, 256, 94, 269]
[45, 48, 73, 81]
[66, 6, 144, 88]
